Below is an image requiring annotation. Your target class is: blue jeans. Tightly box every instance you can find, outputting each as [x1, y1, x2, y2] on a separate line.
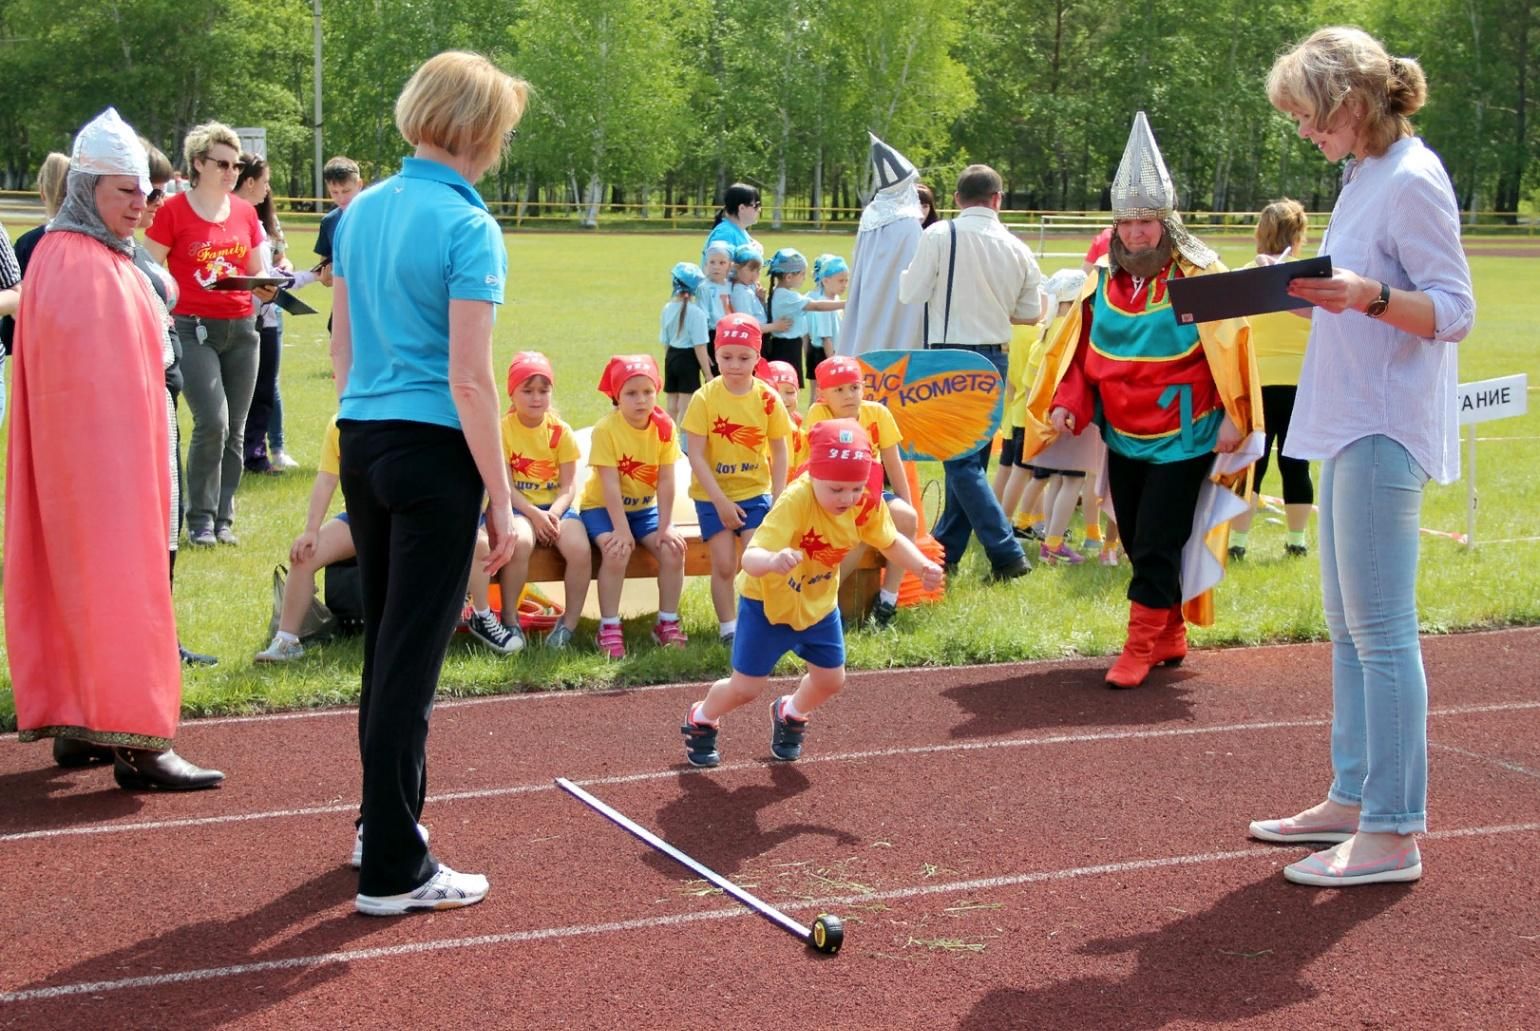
[928, 345, 1024, 570]
[1319, 434, 1430, 834]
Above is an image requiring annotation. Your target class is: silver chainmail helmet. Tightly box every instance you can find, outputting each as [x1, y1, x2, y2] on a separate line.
[1109, 111, 1216, 269]
[858, 132, 922, 233]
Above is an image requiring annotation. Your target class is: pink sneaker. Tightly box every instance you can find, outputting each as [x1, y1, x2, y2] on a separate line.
[1038, 542, 1086, 566]
[651, 618, 688, 649]
[1283, 841, 1422, 887]
[1100, 548, 1121, 567]
[596, 623, 626, 659]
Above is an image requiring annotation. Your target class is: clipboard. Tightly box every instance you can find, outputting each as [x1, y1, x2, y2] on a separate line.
[1166, 256, 1332, 324]
[205, 275, 289, 291]
[272, 289, 318, 316]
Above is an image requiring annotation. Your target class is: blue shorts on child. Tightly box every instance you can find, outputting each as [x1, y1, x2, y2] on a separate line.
[694, 493, 771, 540]
[731, 597, 845, 677]
[579, 505, 660, 541]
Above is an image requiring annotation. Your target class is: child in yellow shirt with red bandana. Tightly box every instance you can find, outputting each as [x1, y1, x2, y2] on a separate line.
[758, 359, 809, 475]
[681, 420, 943, 766]
[803, 355, 919, 627]
[466, 352, 591, 652]
[578, 355, 688, 658]
[683, 313, 792, 646]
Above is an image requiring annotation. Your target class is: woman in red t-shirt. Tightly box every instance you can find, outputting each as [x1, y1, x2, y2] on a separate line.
[144, 121, 273, 547]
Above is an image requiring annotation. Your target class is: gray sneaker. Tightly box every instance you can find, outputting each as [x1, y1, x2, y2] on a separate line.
[215, 526, 239, 545]
[467, 610, 523, 654]
[254, 635, 304, 663]
[187, 528, 216, 548]
[545, 623, 575, 649]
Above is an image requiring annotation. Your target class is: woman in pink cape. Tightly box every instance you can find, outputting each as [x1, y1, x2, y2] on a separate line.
[5, 108, 222, 790]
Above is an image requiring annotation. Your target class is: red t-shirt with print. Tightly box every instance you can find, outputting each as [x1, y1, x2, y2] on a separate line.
[145, 192, 263, 319]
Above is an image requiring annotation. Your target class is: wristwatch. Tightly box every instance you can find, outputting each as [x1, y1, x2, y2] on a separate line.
[1365, 280, 1391, 318]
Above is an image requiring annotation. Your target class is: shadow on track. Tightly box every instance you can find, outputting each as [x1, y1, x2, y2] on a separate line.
[957, 874, 1408, 1030]
[0, 763, 144, 835]
[942, 664, 1199, 741]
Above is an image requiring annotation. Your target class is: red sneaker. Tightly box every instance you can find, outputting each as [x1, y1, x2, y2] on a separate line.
[596, 624, 626, 659]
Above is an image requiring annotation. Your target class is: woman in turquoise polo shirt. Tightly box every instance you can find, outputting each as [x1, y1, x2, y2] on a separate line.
[330, 50, 528, 917]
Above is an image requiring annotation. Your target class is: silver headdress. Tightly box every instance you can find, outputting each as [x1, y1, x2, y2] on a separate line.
[1109, 111, 1215, 269]
[71, 107, 151, 196]
[859, 132, 922, 233]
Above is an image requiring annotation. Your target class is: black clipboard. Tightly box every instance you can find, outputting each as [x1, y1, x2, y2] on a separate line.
[205, 275, 288, 291]
[272, 289, 317, 316]
[1166, 256, 1332, 324]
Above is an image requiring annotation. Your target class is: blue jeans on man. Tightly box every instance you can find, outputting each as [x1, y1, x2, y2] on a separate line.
[927, 344, 1026, 573]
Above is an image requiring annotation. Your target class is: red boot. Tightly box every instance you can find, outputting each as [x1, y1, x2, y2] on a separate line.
[1106, 602, 1168, 689]
[1150, 606, 1187, 667]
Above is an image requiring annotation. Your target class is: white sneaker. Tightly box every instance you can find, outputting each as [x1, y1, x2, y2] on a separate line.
[270, 450, 301, 471]
[349, 821, 430, 869]
[467, 610, 524, 654]
[355, 864, 488, 916]
[254, 635, 304, 663]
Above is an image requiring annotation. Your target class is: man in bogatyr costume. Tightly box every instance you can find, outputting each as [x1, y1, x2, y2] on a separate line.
[836, 133, 926, 356]
[1024, 112, 1261, 688]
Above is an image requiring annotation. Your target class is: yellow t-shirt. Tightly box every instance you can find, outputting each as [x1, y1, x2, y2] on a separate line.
[501, 410, 580, 507]
[682, 377, 791, 502]
[579, 410, 683, 513]
[1241, 258, 1311, 386]
[1004, 323, 1038, 431]
[804, 398, 902, 453]
[787, 411, 810, 474]
[317, 415, 341, 476]
[738, 475, 898, 630]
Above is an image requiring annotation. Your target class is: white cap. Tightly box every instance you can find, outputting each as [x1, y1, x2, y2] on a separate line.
[71, 107, 151, 196]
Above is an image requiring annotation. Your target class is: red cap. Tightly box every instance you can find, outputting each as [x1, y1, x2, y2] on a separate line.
[597, 354, 661, 401]
[814, 355, 862, 390]
[807, 419, 876, 483]
[762, 360, 801, 390]
[506, 351, 554, 398]
[715, 312, 762, 354]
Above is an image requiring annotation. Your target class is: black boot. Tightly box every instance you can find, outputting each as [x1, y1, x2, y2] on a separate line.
[113, 748, 225, 791]
[53, 737, 115, 768]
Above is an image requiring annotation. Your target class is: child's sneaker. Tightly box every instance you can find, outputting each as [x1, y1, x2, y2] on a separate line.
[769, 696, 808, 761]
[467, 610, 523, 654]
[1038, 542, 1086, 566]
[254, 635, 304, 663]
[869, 597, 898, 628]
[680, 707, 720, 767]
[545, 623, 575, 649]
[596, 623, 626, 659]
[1285, 543, 1309, 558]
[1100, 548, 1121, 567]
[651, 618, 688, 649]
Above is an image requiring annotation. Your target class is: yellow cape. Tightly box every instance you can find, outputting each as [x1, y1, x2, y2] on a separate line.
[1022, 258, 1264, 625]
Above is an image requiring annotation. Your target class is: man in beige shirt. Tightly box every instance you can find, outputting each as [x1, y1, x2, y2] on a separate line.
[899, 164, 1042, 579]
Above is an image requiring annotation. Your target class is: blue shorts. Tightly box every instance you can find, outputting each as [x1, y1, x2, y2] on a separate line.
[731, 597, 845, 677]
[694, 493, 771, 540]
[335, 511, 350, 525]
[580, 505, 660, 541]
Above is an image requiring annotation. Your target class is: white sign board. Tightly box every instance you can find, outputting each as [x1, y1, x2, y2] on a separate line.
[1458, 373, 1528, 425]
[235, 127, 267, 160]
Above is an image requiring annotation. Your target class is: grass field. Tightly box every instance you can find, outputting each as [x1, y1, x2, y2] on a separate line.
[1, 227, 1536, 725]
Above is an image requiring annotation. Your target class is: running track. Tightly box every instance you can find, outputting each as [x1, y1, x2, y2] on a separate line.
[2, 629, 1537, 1029]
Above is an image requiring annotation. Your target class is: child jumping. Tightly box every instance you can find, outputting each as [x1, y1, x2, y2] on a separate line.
[466, 352, 591, 651]
[680, 419, 943, 766]
[683, 314, 792, 646]
[660, 261, 712, 426]
[578, 355, 689, 659]
[804, 355, 918, 627]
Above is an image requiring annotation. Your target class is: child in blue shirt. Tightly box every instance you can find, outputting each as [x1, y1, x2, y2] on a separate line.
[764, 248, 844, 371]
[805, 253, 849, 390]
[729, 244, 791, 342]
[659, 261, 711, 426]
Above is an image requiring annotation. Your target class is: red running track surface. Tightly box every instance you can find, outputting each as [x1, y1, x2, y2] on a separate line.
[2, 629, 1538, 1029]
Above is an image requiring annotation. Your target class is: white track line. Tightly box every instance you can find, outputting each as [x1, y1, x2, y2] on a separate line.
[1430, 742, 1540, 781]
[4, 820, 1537, 1006]
[6, 626, 1531, 737]
[5, 701, 1536, 845]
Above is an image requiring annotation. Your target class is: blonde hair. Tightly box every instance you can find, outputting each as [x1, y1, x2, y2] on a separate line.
[395, 51, 529, 172]
[1255, 198, 1308, 255]
[37, 152, 70, 217]
[181, 121, 241, 185]
[1267, 27, 1427, 159]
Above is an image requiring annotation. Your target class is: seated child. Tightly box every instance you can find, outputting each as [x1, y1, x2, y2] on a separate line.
[683, 314, 792, 645]
[255, 415, 352, 662]
[577, 355, 689, 659]
[680, 420, 943, 766]
[803, 356, 919, 628]
[465, 352, 591, 652]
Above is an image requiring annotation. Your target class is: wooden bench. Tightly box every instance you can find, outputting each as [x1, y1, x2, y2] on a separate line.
[524, 522, 886, 624]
